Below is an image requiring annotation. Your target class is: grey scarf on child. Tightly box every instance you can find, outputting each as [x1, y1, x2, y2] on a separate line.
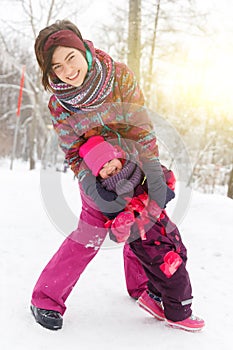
[100, 160, 143, 196]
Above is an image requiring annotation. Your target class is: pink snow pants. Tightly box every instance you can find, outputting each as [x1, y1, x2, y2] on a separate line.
[31, 190, 148, 315]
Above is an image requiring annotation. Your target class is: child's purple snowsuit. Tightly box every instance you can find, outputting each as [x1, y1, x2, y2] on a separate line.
[129, 209, 192, 321]
[31, 188, 148, 315]
[110, 182, 193, 321]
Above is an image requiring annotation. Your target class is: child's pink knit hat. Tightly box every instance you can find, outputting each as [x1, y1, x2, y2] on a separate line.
[79, 136, 123, 176]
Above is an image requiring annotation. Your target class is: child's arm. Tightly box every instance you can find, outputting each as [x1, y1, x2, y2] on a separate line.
[80, 172, 127, 219]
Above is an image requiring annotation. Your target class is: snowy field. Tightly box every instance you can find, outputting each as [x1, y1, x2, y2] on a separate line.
[1, 159, 233, 350]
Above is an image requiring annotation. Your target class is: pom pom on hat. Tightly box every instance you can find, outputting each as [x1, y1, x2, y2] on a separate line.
[79, 136, 123, 176]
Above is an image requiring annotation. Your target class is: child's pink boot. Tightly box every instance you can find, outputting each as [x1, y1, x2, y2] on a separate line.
[137, 290, 165, 321]
[166, 314, 205, 332]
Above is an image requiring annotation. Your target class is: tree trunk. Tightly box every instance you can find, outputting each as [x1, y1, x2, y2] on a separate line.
[29, 113, 36, 170]
[227, 165, 233, 199]
[127, 0, 141, 82]
[10, 116, 20, 170]
[145, 0, 160, 105]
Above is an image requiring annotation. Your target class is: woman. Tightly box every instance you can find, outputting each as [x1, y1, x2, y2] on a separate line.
[30, 19, 204, 332]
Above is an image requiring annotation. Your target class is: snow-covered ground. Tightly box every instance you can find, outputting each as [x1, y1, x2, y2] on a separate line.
[1, 159, 233, 350]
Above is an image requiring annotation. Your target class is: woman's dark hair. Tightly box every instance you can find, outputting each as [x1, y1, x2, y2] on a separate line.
[34, 19, 84, 91]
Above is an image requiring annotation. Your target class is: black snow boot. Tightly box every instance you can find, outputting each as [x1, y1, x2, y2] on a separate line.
[30, 304, 63, 330]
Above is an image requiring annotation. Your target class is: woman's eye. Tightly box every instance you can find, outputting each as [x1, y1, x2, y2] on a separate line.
[53, 65, 62, 71]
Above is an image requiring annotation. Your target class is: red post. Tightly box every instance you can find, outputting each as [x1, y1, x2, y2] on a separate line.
[16, 65, 26, 117]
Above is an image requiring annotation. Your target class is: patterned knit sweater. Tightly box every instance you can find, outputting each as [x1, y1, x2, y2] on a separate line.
[48, 57, 159, 177]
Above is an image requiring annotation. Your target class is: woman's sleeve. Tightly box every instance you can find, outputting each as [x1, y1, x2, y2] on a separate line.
[118, 63, 159, 160]
[48, 96, 84, 176]
[118, 64, 174, 208]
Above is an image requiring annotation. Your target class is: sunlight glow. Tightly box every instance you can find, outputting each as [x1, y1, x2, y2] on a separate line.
[160, 42, 233, 116]
[190, 46, 233, 110]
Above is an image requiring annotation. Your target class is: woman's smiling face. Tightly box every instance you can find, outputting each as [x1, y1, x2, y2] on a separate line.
[51, 46, 88, 87]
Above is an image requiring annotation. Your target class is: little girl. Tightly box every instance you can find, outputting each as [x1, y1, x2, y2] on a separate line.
[78, 135, 205, 332]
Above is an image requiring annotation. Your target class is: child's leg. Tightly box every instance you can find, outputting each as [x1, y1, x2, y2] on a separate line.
[146, 281, 162, 298]
[123, 243, 148, 299]
[31, 193, 108, 315]
[129, 218, 193, 322]
[140, 254, 192, 321]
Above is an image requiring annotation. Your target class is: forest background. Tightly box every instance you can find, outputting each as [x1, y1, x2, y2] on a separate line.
[0, 0, 232, 198]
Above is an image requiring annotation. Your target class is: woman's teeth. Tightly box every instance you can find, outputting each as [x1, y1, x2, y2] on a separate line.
[68, 72, 79, 80]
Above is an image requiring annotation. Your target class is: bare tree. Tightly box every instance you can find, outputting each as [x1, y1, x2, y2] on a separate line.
[141, 0, 209, 107]
[227, 165, 233, 199]
[0, 0, 87, 169]
[127, 0, 141, 81]
[143, 0, 160, 102]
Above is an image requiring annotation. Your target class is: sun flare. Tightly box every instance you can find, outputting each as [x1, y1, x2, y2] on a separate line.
[160, 42, 233, 115]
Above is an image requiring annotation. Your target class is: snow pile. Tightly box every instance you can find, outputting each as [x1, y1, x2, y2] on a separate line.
[1, 159, 233, 350]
